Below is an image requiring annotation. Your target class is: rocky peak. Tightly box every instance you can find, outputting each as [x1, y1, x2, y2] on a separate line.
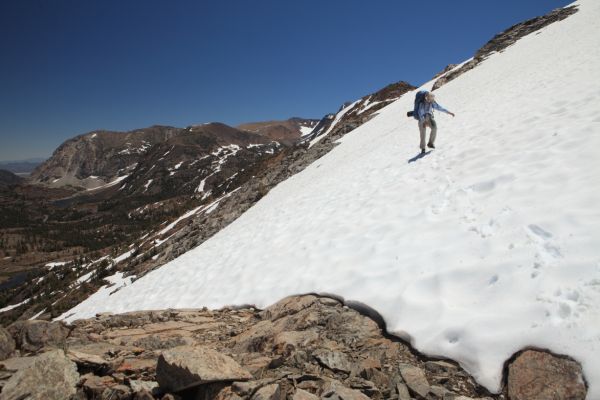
[29, 125, 183, 190]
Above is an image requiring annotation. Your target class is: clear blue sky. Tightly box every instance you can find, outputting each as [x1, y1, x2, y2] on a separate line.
[0, 0, 572, 161]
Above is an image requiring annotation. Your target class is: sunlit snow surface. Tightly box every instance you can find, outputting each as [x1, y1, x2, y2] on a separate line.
[62, 1, 600, 396]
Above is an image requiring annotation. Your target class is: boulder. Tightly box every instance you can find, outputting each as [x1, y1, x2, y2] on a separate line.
[0, 327, 15, 361]
[7, 320, 69, 353]
[507, 350, 586, 400]
[399, 364, 430, 398]
[251, 383, 282, 400]
[67, 349, 109, 370]
[0, 349, 79, 400]
[156, 346, 252, 392]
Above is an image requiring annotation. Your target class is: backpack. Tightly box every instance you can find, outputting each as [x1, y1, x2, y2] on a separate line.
[406, 90, 428, 119]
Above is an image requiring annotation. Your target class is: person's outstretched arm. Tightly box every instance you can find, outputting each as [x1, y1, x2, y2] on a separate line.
[433, 102, 455, 117]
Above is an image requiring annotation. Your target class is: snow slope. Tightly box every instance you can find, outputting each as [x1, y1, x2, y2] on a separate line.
[61, 1, 600, 395]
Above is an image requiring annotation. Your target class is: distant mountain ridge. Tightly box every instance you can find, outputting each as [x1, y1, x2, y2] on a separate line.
[29, 125, 182, 189]
[28, 119, 317, 191]
[237, 117, 319, 145]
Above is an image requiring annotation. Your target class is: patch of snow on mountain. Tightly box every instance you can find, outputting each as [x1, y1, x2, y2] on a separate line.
[61, 1, 600, 396]
[76, 271, 94, 284]
[114, 249, 134, 264]
[57, 272, 134, 322]
[357, 100, 383, 115]
[300, 125, 314, 137]
[158, 204, 206, 236]
[46, 261, 68, 269]
[309, 100, 360, 148]
[0, 299, 30, 313]
[143, 179, 153, 192]
[87, 175, 129, 191]
[29, 309, 46, 320]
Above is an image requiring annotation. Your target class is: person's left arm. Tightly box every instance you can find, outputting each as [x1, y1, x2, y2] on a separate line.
[433, 102, 455, 117]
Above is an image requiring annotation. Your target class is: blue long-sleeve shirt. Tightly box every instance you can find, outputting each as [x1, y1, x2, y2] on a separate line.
[418, 101, 451, 120]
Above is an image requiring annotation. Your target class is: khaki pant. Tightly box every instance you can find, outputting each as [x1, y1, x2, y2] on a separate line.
[419, 114, 437, 150]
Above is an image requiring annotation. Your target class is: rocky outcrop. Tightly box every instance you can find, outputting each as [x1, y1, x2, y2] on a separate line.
[0, 349, 79, 400]
[507, 349, 587, 400]
[301, 81, 416, 146]
[29, 125, 182, 189]
[6, 320, 69, 354]
[432, 5, 578, 90]
[0, 295, 587, 399]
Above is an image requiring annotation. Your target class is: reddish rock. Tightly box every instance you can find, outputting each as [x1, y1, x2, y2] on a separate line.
[508, 350, 586, 400]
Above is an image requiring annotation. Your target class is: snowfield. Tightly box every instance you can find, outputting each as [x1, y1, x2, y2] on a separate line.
[61, 0, 600, 396]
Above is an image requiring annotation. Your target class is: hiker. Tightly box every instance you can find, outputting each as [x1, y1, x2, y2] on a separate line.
[417, 92, 455, 153]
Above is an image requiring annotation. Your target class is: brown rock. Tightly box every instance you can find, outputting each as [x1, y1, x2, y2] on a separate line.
[251, 383, 282, 400]
[399, 364, 430, 398]
[237, 353, 273, 375]
[314, 350, 352, 373]
[0, 327, 15, 361]
[321, 380, 370, 400]
[0, 349, 79, 400]
[68, 349, 110, 369]
[396, 382, 411, 400]
[508, 350, 586, 400]
[232, 320, 275, 353]
[259, 295, 319, 321]
[156, 346, 252, 392]
[81, 373, 119, 397]
[116, 357, 156, 374]
[292, 388, 319, 400]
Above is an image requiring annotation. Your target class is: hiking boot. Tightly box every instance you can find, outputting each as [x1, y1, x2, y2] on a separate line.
[421, 148, 426, 154]
[427, 143, 435, 149]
